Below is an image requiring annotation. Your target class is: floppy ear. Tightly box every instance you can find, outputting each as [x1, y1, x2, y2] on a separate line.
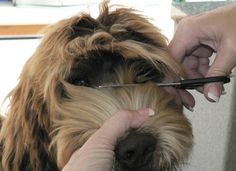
[0, 58, 58, 171]
[0, 11, 79, 170]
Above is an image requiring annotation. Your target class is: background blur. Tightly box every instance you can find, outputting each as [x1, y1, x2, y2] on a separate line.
[0, 0, 235, 171]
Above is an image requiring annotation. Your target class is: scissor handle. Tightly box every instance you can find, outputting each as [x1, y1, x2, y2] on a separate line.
[178, 76, 231, 89]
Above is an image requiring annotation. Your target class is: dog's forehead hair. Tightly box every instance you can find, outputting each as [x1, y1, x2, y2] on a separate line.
[70, 16, 159, 47]
[75, 50, 123, 69]
[63, 5, 183, 77]
[31, 2, 184, 84]
[67, 3, 167, 47]
[73, 50, 159, 72]
[67, 50, 164, 87]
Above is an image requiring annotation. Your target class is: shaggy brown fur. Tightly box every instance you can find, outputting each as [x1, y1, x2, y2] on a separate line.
[0, 1, 192, 171]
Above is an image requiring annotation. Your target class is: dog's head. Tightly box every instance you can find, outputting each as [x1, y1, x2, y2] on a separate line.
[0, 2, 192, 171]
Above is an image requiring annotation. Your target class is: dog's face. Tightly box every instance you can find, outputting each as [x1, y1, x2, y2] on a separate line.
[0, 2, 192, 171]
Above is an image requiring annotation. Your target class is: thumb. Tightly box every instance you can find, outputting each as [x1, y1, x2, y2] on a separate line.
[204, 42, 235, 102]
[83, 108, 154, 148]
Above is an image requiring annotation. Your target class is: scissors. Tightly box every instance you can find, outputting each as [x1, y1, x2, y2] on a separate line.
[98, 76, 231, 89]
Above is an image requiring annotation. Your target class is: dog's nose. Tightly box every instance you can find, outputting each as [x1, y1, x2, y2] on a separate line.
[115, 131, 156, 169]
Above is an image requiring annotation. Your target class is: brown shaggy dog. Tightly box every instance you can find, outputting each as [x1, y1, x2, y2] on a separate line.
[0, 2, 192, 171]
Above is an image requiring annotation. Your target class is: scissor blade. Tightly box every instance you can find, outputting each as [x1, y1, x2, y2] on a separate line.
[155, 82, 181, 87]
[97, 82, 181, 88]
[98, 84, 137, 88]
[97, 76, 231, 89]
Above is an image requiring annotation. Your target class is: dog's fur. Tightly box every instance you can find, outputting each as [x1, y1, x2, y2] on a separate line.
[0, 2, 193, 171]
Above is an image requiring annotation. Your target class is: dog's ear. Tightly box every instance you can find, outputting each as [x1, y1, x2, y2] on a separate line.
[0, 63, 58, 171]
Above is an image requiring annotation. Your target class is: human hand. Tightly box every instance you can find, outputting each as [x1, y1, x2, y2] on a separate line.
[62, 108, 154, 171]
[169, 3, 236, 103]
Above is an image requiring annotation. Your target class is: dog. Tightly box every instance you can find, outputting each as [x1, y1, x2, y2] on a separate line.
[0, 1, 193, 171]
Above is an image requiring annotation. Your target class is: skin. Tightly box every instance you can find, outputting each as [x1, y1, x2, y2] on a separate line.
[169, 3, 236, 107]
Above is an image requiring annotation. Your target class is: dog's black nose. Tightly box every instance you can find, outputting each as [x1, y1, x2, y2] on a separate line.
[115, 131, 156, 170]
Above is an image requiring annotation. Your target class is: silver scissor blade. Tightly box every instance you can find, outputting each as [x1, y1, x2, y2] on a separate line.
[97, 84, 136, 88]
[97, 82, 181, 88]
[155, 82, 181, 87]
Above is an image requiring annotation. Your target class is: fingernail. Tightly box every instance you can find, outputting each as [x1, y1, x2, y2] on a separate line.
[208, 87, 220, 102]
[148, 108, 155, 116]
[138, 108, 155, 116]
[221, 90, 226, 95]
[184, 105, 194, 112]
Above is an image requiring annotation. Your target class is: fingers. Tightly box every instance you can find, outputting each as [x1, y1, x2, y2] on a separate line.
[198, 57, 210, 77]
[163, 87, 182, 105]
[169, 17, 202, 62]
[169, 21, 191, 62]
[178, 89, 195, 111]
[169, 6, 236, 104]
[191, 45, 214, 58]
[164, 86, 195, 111]
[182, 55, 203, 78]
[204, 41, 235, 102]
[169, 34, 188, 63]
[181, 46, 212, 79]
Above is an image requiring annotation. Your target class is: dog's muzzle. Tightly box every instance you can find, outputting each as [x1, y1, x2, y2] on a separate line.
[115, 130, 156, 171]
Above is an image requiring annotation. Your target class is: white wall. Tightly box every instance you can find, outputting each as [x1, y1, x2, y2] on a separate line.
[0, 39, 39, 114]
[183, 78, 235, 171]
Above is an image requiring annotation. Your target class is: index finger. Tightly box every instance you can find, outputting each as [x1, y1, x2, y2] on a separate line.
[168, 18, 201, 62]
[169, 37, 188, 62]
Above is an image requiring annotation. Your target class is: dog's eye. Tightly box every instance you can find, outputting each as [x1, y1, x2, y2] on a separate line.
[74, 79, 90, 87]
[68, 76, 90, 87]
